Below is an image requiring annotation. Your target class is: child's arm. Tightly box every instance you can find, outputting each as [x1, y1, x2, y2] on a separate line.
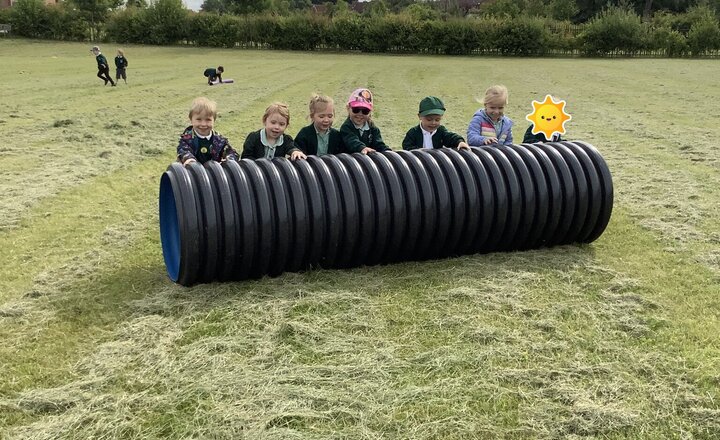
[440, 126, 467, 149]
[503, 122, 513, 145]
[241, 132, 258, 159]
[340, 122, 368, 154]
[466, 112, 487, 146]
[293, 127, 310, 154]
[369, 125, 391, 152]
[283, 135, 307, 160]
[177, 130, 197, 164]
[401, 127, 419, 150]
[522, 125, 538, 143]
[330, 129, 347, 154]
[222, 139, 239, 162]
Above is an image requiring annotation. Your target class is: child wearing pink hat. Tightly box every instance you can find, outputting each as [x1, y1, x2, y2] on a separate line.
[339, 88, 391, 154]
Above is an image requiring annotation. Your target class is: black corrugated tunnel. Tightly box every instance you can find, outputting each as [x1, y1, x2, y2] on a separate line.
[158, 142, 613, 286]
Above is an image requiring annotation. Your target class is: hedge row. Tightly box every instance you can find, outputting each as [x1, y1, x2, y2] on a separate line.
[4, 0, 720, 56]
[104, 7, 720, 56]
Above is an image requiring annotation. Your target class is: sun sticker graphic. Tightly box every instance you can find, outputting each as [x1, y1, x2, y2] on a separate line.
[526, 95, 571, 140]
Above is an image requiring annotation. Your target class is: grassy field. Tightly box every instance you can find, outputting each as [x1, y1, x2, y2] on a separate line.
[1, 39, 719, 439]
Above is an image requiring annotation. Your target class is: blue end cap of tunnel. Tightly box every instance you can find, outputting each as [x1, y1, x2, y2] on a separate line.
[159, 173, 180, 282]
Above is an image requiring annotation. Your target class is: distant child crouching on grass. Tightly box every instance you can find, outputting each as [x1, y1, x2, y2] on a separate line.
[177, 97, 238, 165]
[241, 103, 306, 160]
[204, 66, 224, 86]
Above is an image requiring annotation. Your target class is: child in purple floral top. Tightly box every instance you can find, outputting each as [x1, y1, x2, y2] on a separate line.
[177, 97, 238, 165]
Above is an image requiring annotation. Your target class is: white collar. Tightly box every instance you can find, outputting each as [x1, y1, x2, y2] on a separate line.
[194, 130, 212, 140]
[421, 126, 437, 136]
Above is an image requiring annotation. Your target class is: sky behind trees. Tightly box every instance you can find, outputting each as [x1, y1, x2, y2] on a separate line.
[183, 0, 201, 10]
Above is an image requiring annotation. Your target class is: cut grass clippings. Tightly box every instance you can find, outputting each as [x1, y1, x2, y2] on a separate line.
[1, 40, 719, 439]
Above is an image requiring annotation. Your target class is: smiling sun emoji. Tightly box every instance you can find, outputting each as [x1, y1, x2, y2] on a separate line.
[526, 95, 571, 139]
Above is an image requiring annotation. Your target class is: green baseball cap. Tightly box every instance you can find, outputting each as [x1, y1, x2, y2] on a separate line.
[418, 96, 445, 116]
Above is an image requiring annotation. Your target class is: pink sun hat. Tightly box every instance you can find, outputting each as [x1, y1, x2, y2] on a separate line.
[348, 88, 373, 111]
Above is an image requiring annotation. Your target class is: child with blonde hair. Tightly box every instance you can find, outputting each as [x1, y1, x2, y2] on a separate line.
[294, 94, 346, 156]
[177, 97, 238, 165]
[340, 88, 391, 154]
[467, 85, 514, 146]
[241, 103, 306, 160]
[114, 49, 128, 85]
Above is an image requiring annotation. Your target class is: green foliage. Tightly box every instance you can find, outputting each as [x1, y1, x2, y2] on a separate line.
[142, 0, 188, 44]
[493, 15, 547, 55]
[225, 0, 271, 14]
[8, 0, 88, 40]
[185, 12, 229, 45]
[687, 15, 720, 55]
[69, 0, 123, 40]
[544, 20, 582, 51]
[330, 0, 351, 17]
[14, 1, 87, 40]
[200, 0, 226, 13]
[278, 14, 328, 50]
[402, 3, 440, 21]
[246, 14, 283, 47]
[269, 0, 291, 15]
[9, 0, 50, 38]
[9, 1, 720, 58]
[365, 0, 389, 17]
[580, 6, 648, 55]
[327, 13, 365, 49]
[550, 0, 578, 21]
[105, 7, 149, 43]
[47, 3, 90, 40]
[0, 7, 11, 24]
[480, 0, 523, 18]
[648, 25, 688, 56]
[125, 0, 148, 8]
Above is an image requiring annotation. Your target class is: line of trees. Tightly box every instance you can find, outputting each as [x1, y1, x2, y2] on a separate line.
[1, 0, 720, 56]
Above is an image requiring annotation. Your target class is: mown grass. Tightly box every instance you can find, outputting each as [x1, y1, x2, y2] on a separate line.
[1, 39, 719, 438]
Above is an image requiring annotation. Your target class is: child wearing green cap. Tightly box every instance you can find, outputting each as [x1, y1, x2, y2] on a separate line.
[402, 96, 470, 151]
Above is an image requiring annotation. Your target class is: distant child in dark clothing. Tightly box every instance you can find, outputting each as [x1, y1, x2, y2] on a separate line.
[294, 94, 345, 156]
[204, 66, 224, 86]
[522, 126, 562, 143]
[177, 97, 238, 165]
[467, 85, 513, 146]
[340, 88, 391, 154]
[114, 49, 128, 85]
[402, 96, 470, 151]
[523, 95, 566, 143]
[91, 46, 115, 86]
[241, 102, 306, 160]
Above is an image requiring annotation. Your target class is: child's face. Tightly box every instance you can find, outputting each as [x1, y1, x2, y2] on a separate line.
[419, 114, 443, 132]
[191, 111, 215, 137]
[264, 112, 288, 140]
[349, 106, 370, 127]
[485, 98, 506, 122]
[312, 103, 335, 132]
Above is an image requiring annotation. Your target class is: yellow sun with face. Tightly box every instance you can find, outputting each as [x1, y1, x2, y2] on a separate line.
[526, 95, 572, 139]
